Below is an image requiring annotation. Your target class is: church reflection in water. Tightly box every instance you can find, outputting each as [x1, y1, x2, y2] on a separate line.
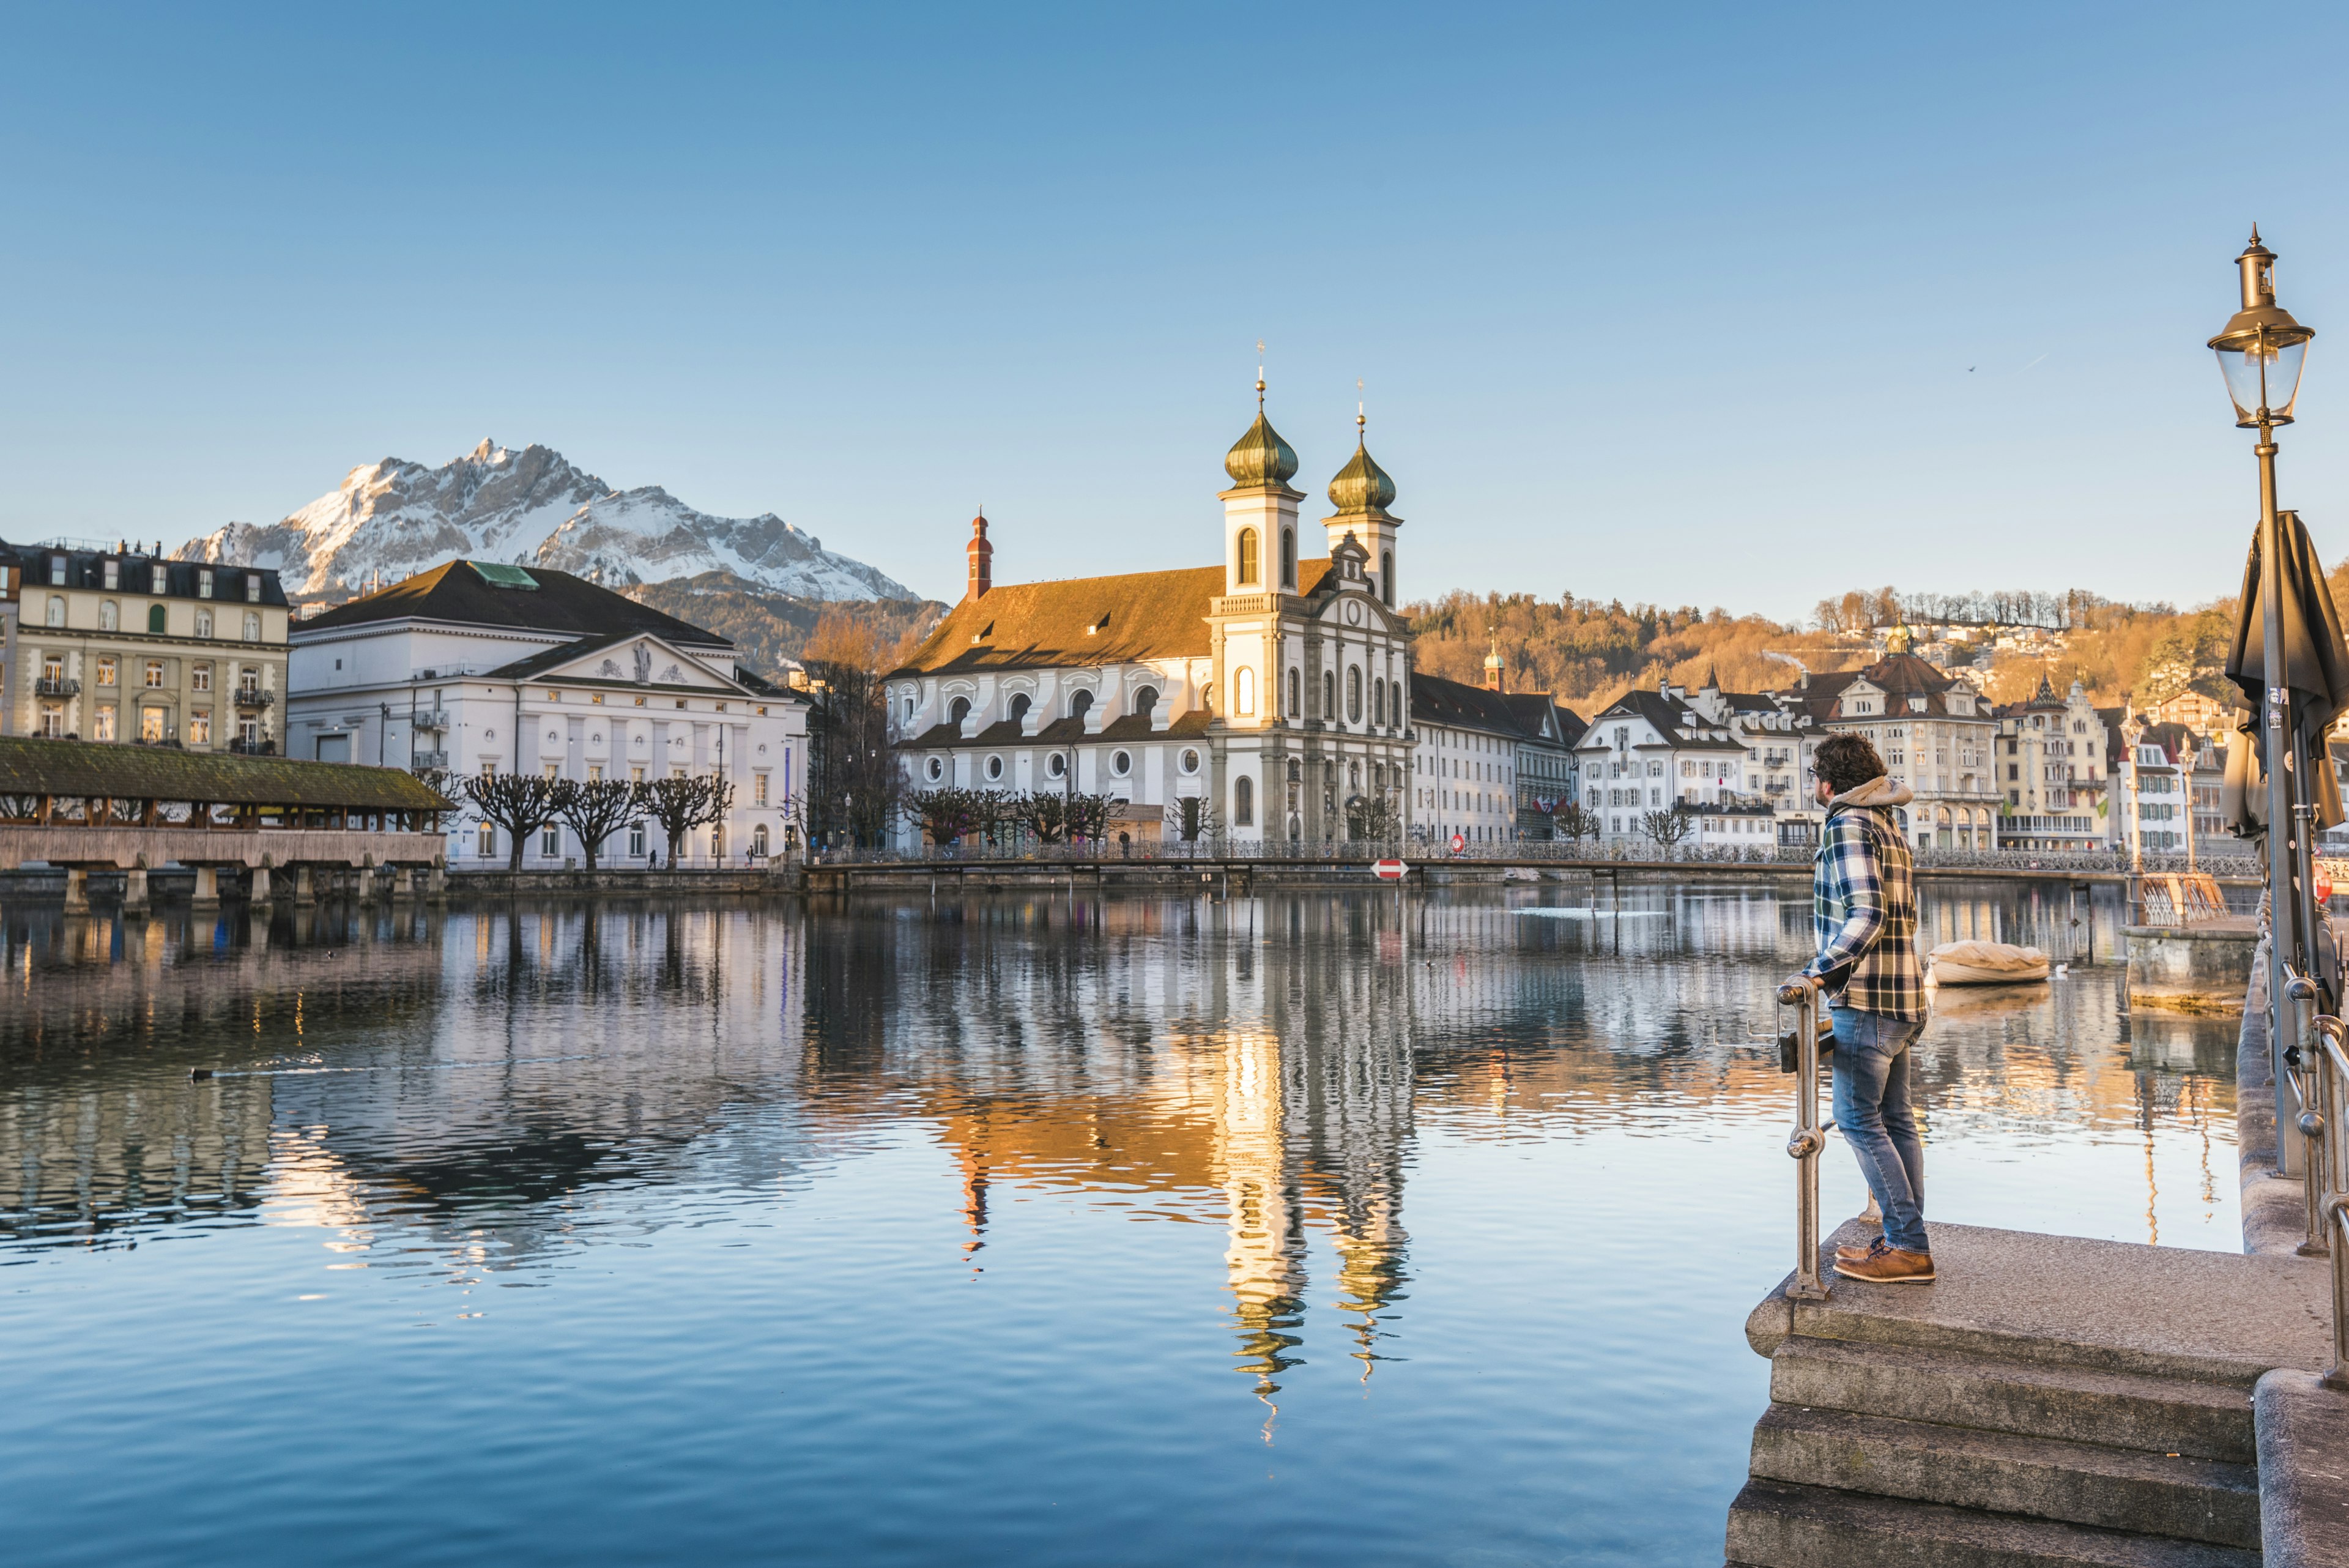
[807, 894, 1420, 1401]
[0, 882, 2239, 1403]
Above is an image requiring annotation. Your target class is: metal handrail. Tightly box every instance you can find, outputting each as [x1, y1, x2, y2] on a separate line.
[2297, 1013, 2349, 1389]
[2286, 971, 2331, 1257]
[1778, 974, 1831, 1301]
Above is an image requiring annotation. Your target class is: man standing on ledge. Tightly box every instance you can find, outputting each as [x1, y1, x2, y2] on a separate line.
[1795, 732, 1934, 1284]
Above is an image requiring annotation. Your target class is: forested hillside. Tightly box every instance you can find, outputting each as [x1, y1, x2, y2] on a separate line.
[1405, 553, 2349, 723]
[627, 572, 944, 677]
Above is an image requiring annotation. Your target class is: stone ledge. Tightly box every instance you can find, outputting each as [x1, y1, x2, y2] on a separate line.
[1750, 1220, 2331, 1386]
[2255, 1369, 2349, 1568]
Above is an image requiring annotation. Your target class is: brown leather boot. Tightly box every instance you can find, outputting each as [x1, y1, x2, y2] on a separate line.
[1835, 1236, 1887, 1264]
[1834, 1246, 1934, 1284]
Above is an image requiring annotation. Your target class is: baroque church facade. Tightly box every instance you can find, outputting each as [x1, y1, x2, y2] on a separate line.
[886, 385, 1416, 844]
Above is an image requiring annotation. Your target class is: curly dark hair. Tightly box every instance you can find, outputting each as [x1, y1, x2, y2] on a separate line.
[1813, 732, 1887, 795]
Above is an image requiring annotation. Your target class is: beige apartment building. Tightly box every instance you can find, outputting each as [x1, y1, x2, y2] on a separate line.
[7, 543, 291, 752]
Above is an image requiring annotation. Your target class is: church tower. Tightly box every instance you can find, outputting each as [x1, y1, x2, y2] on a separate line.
[1220, 370, 1302, 596]
[1323, 409, 1401, 608]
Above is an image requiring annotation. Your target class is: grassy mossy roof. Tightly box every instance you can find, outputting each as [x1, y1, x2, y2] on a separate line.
[0, 736, 451, 809]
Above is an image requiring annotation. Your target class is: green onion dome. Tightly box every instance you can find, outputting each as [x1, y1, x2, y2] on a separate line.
[1224, 410, 1300, 488]
[1327, 437, 1397, 517]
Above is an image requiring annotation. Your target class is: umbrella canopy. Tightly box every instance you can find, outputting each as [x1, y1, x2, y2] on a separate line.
[2224, 508, 2349, 832]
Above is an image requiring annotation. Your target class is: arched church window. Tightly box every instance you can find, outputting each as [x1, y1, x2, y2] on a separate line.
[1347, 666, 1362, 723]
[1286, 759, 1301, 782]
[1324, 671, 1335, 723]
[1008, 693, 1031, 726]
[1234, 775, 1254, 827]
[1068, 690, 1093, 723]
[1372, 677, 1386, 726]
[1392, 683, 1403, 727]
[1234, 666, 1256, 717]
[1236, 528, 1259, 586]
[1287, 667, 1301, 719]
[1282, 529, 1296, 590]
[949, 696, 971, 726]
[1381, 551, 1393, 606]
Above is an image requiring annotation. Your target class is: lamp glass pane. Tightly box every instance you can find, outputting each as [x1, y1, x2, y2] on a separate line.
[2216, 339, 2309, 423]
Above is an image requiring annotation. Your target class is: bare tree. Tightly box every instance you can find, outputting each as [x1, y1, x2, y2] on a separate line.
[1641, 803, 1694, 849]
[462, 771, 562, 872]
[1164, 797, 1225, 845]
[551, 778, 641, 872]
[1348, 790, 1405, 842]
[1554, 799, 1603, 849]
[802, 608, 911, 849]
[1014, 790, 1071, 844]
[908, 786, 988, 849]
[1065, 793, 1113, 847]
[640, 774, 733, 861]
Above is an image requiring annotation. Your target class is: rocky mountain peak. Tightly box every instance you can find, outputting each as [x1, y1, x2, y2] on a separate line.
[174, 441, 915, 604]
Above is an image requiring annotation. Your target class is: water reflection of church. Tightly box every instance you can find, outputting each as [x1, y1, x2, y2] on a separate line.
[917, 901, 1417, 1402]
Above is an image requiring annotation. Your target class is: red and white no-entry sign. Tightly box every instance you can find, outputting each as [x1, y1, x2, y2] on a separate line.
[1449, 833, 1466, 855]
[1373, 858, 1408, 881]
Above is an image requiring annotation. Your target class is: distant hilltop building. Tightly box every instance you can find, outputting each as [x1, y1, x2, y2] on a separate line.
[884, 382, 1419, 844]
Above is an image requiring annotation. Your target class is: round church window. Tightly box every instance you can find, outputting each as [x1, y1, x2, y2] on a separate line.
[926, 757, 944, 782]
[1179, 749, 1200, 775]
[1110, 751, 1131, 777]
[985, 755, 1004, 781]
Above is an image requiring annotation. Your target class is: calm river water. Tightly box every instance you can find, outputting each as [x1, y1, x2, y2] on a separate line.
[0, 880, 2236, 1567]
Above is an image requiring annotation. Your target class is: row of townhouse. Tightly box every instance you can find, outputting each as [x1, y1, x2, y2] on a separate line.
[0, 539, 814, 868]
[1572, 658, 2158, 855]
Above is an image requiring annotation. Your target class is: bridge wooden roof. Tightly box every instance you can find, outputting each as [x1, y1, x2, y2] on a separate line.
[0, 737, 450, 809]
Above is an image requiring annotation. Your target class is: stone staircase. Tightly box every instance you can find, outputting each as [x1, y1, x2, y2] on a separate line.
[1726, 1221, 2332, 1566]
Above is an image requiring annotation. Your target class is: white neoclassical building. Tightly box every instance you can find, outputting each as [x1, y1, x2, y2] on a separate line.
[886, 390, 1417, 845]
[288, 560, 809, 866]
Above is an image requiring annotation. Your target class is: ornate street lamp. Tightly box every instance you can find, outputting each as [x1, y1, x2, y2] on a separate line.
[2210, 227, 2316, 1176]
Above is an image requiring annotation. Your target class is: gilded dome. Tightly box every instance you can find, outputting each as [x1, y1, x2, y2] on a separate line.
[1327, 438, 1397, 517]
[1224, 410, 1300, 488]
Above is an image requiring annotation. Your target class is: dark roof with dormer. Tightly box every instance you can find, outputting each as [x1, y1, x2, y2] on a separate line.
[2, 540, 289, 607]
[295, 561, 730, 648]
[1578, 686, 1750, 752]
[1411, 672, 1535, 739]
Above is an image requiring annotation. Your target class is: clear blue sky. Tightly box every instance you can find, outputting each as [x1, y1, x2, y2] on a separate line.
[1, 3, 2343, 621]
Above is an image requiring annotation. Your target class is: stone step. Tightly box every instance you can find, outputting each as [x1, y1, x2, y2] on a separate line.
[1725, 1478, 2261, 1568]
[1746, 1221, 2331, 1390]
[1750, 1404, 2260, 1548]
[1769, 1336, 2254, 1463]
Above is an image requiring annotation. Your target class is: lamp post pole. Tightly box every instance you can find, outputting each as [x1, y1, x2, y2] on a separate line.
[2210, 228, 2316, 1177]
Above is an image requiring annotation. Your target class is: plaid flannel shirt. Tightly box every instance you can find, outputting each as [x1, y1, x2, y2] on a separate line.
[1803, 800, 1926, 1020]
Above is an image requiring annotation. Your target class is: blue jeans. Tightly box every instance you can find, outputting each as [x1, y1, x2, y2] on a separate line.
[1831, 1006, 1929, 1254]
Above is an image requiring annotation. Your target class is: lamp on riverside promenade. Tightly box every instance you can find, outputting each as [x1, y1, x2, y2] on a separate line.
[2209, 226, 2315, 1176]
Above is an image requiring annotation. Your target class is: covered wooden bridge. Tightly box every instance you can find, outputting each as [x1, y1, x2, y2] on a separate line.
[0, 736, 452, 909]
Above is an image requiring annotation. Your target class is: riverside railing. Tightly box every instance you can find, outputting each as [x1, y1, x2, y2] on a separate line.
[807, 839, 2263, 875]
[1777, 975, 1831, 1301]
[2295, 1006, 2349, 1389]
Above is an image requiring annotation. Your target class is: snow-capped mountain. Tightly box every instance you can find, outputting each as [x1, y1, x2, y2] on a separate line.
[176, 440, 918, 602]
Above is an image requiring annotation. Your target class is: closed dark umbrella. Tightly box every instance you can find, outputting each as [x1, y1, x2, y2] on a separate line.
[2224, 508, 2349, 834]
[2224, 507, 2349, 1027]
